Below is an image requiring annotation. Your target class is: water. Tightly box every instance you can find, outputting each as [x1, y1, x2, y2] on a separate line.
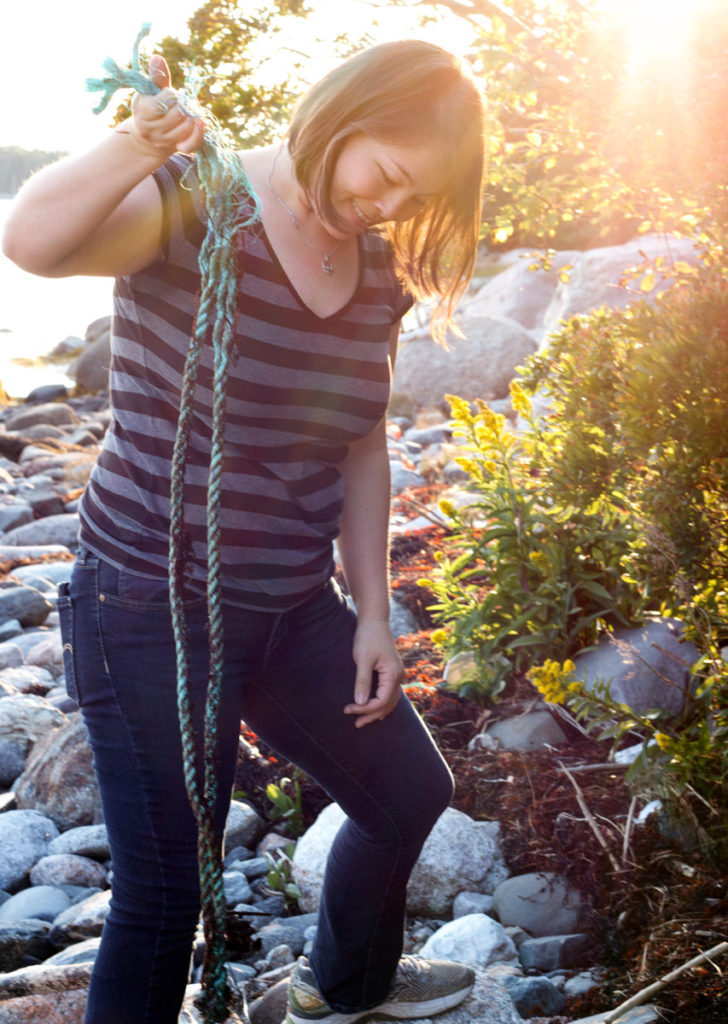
[0, 197, 114, 399]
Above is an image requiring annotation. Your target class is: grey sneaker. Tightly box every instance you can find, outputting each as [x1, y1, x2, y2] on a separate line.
[284, 955, 475, 1024]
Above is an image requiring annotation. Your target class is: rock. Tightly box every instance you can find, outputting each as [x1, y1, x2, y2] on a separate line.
[256, 914, 318, 957]
[483, 708, 568, 751]
[466, 250, 579, 334]
[0, 989, 89, 1024]
[453, 891, 495, 918]
[0, 693, 66, 786]
[0, 810, 59, 891]
[3, 404, 79, 433]
[68, 336, 111, 394]
[392, 316, 535, 412]
[390, 461, 427, 495]
[23, 633, 65, 679]
[0, 919, 54, 973]
[25, 384, 71, 404]
[0, 544, 70, 562]
[247, 977, 290, 1024]
[48, 825, 110, 861]
[224, 799, 265, 853]
[44, 937, 101, 966]
[10, 560, 74, 591]
[518, 932, 592, 972]
[0, 885, 71, 924]
[0, 501, 33, 533]
[223, 871, 253, 908]
[573, 616, 699, 717]
[0, 665, 55, 693]
[492, 872, 586, 938]
[30, 854, 108, 890]
[419, 914, 518, 967]
[389, 599, 418, 638]
[49, 890, 111, 945]
[541, 234, 698, 346]
[293, 804, 508, 917]
[0, 585, 53, 628]
[1, 514, 80, 551]
[488, 967, 567, 1017]
[14, 715, 102, 831]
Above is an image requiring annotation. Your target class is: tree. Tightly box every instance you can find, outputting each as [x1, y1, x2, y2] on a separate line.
[111, 1, 314, 148]
[397, 0, 728, 248]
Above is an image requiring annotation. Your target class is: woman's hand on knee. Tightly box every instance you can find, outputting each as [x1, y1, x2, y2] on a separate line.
[344, 621, 404, 728]
[124, 55, 206, 158]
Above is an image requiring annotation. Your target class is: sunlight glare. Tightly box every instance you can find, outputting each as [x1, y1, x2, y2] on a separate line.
[601, 0, 692, 67]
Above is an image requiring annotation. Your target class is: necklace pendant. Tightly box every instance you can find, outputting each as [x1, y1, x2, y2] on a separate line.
[321, 254, 334, 275]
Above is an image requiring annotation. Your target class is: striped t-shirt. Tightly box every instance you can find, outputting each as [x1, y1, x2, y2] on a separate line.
[78, 154, 413, 610]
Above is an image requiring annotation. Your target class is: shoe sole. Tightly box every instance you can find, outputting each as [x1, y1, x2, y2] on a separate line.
[283, 980, 473, 1024]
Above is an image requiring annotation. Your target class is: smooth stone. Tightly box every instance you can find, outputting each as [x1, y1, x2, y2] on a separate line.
[49, 890, 111, 945]
[0, 810, 59, 891]
[0, 885, 71, 924]
[492, 872, 586, 938]
[43, 937, 101, 966]
[519, 933, 592, 972]
[1, 514, 80, 551]
[419, 913, 518, 967]
[3, 404, 79, 432]
[453, 891, 495, 918]
[0, 503, 33, 534]
[484, 708, 568, 751]
[25, 384, 71, 404]
[48, 825, 110, 861]
[30, 854, 107, 890]
[0, 586, 52, 628]
[224, 799, 265, 852]
[223, 871, 253, 907]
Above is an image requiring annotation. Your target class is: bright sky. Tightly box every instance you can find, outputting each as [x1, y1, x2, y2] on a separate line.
[1, 0, 707, 153]
[0, 0, 471, 153]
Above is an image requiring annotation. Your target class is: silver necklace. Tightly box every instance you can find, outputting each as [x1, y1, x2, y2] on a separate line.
[267, 147, 340, 275]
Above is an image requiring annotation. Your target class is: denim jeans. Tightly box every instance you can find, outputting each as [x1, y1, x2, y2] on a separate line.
[58, 549, 453, 1024]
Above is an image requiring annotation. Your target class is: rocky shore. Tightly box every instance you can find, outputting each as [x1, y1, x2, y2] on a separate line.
[0, 235, 695, 1024]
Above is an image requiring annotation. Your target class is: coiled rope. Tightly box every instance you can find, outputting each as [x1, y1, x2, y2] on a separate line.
[88, 24, 261, 1023]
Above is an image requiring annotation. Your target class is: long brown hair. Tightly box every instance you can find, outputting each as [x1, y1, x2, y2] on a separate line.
[287, 40, 487, 342]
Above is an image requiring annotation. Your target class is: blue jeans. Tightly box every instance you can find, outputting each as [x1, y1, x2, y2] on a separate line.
[58, 550, 453, 1024]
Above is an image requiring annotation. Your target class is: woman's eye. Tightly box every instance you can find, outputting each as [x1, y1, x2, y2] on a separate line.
[379, 167, 396, 186]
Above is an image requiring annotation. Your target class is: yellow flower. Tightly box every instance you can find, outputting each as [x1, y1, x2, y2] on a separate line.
[430, 629, 448, 646]
[655, 732, 673, 752]
[439, 499, 457, 520]
[510, 381, 531, 417]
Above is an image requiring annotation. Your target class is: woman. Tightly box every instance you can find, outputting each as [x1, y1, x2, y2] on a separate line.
[3, 39, 486, 1024]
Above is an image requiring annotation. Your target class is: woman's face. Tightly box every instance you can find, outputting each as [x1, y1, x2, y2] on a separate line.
[321, 133, 448, 237]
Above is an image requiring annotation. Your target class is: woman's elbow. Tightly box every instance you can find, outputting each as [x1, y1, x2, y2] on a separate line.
[2, 222, 64, 277]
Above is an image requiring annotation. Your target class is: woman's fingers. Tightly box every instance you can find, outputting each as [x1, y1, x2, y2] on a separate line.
[126, 56, 206, 156]
[148, 54, 171, 90]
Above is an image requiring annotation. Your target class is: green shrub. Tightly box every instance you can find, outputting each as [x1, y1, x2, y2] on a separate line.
[426, 254, 728, 698]
[424, 391, 644, 702]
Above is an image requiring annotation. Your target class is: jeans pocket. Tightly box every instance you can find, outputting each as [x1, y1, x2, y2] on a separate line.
[57, 581, 81, 706]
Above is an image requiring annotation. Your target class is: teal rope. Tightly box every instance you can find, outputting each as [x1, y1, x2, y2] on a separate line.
[88, 26, 260, 1024]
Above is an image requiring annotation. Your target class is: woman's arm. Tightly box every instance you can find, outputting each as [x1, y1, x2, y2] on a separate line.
[339, 324, 404, 728]
[1, 57, 204, 279]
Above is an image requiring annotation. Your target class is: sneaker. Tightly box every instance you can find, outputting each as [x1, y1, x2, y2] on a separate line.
[283, 955, 475, 1024]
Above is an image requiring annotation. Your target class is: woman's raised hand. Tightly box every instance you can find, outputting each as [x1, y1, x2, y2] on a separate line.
[125, 54, 206, 158]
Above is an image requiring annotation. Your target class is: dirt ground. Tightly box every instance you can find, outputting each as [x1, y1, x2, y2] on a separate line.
[235, 515, 728, 1022]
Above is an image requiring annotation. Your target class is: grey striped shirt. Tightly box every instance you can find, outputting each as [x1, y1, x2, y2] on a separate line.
[78, 155, 412, 609]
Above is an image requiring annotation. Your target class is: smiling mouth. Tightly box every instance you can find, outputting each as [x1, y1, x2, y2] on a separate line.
[352, 200, 374, 228]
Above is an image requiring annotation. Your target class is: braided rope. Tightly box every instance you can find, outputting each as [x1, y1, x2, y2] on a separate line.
[88, 26, 260, 1024]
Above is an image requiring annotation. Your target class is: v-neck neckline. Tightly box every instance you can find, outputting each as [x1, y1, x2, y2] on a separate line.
[257, 224, 365, 323]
